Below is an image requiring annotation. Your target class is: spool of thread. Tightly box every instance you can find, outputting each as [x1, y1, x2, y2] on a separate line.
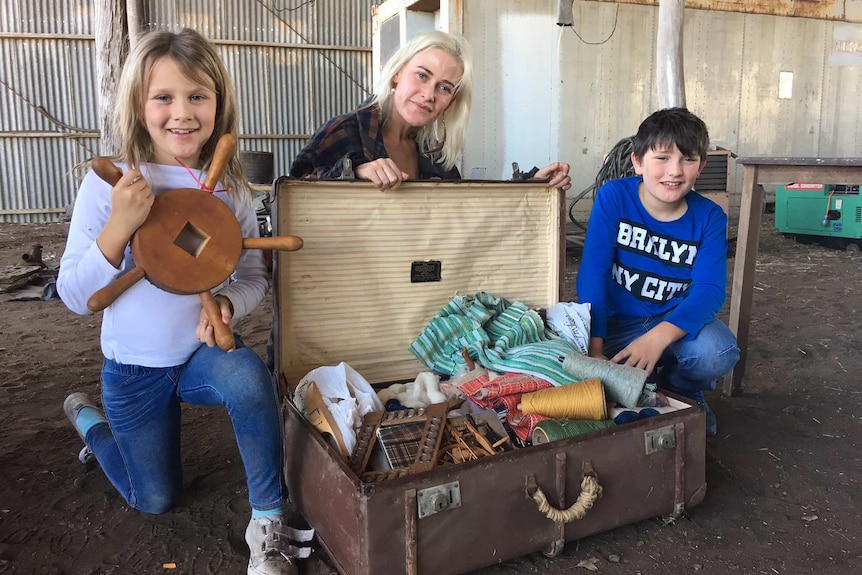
[562, 353, 647, 409]
[519, 378, 607, 420]
[532, 418, 615, 444]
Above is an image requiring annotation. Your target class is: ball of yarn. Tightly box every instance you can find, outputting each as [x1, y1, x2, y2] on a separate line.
[613, 407, 661, 425]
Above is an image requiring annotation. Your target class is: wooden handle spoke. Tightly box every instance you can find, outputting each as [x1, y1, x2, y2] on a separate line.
[242, 235, 303, 252]
[203, 135, 237, 191]
[87, 267, 146, 312]
[92, 157, 123, 186]
[199, 290, 236, 351]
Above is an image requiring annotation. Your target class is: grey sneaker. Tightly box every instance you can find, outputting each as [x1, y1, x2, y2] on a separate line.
[77, 445, 94, 465]
[245, 516, 314, 575]
[246, 516, 297, 575]
[63, 392, 101, 464]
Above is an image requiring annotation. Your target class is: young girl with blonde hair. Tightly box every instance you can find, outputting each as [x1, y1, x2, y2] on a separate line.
[58, 28, 307, 575]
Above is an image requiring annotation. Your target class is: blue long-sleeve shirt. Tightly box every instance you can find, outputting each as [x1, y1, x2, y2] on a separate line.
[576, 176, 729, 341]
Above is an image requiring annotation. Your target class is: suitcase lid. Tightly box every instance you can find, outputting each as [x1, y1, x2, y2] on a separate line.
[272, 178, 565, 392]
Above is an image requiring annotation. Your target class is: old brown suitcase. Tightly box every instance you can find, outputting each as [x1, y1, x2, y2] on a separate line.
[272, 178, 707, 575]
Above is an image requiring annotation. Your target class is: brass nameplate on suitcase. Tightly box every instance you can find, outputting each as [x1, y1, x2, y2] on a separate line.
[410, 260, 442, 283]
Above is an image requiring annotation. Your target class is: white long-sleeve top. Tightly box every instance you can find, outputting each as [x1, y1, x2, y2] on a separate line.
[57, 162, 268, 367]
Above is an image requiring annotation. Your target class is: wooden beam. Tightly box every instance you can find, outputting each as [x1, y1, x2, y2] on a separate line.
[93, 0, 127, 156]
[657, 0, 686, 108]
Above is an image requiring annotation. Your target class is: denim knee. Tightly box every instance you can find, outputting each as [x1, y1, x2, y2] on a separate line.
[678, 344, 739, 381]
[216, 349, 276, 406]
[670, 321, 739, 377]
[714, 342, 741, 376]
[130, 489, 178, 515]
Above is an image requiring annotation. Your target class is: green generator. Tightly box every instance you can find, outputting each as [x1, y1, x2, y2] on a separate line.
[774, 183, 862, 251]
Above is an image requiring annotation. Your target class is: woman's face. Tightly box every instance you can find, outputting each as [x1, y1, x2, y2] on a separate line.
[391, 47, 463, 129]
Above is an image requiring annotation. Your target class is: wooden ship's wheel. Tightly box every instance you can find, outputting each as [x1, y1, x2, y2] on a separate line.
[86, 135, 302, 351]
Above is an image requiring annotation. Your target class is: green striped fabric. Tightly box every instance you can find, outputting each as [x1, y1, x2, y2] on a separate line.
[409, 292, 578, 387]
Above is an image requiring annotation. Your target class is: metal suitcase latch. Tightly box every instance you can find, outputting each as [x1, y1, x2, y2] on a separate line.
[417, 481, 461, 518]
[644, 425, 676, 454]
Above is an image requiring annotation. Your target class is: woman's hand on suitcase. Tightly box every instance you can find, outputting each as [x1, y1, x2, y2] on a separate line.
[356, 159, 409, 192]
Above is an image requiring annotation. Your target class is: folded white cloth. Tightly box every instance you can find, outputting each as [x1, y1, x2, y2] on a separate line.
[293, 362, 384, 455]
[546, 301, 592, 355]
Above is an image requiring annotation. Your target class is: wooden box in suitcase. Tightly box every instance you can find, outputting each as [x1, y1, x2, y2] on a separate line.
[272, 178, 707, 575]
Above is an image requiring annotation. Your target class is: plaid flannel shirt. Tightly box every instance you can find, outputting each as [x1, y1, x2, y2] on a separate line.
[289, 103, 461, 180]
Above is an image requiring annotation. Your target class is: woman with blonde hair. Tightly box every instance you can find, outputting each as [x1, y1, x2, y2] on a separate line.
[290, 30, 570, 191]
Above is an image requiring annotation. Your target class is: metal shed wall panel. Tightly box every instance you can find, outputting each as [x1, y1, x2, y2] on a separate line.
[0, 38, 99, 132]
[5, 1, 862, 222]
[0, 0, 374, 222]
[590, 0, 862, 22]
[0, 0, 93, 35]
[462, 1, 862, 220]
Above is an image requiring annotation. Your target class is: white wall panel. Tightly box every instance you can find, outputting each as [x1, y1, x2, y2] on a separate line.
[463, 2, 862, 219]
[820, 23, 862, 155]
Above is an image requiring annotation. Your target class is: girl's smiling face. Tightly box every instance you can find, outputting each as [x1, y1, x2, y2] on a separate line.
[390, 47, 462, 129]
[143, 56, 217, 168]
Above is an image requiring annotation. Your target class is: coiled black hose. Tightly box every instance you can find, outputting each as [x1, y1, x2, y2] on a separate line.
[568, 136, 637, 231]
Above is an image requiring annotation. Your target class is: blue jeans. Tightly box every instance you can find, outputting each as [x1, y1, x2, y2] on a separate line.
[603, 313, 740, 403]
[85, 338, 284, 515]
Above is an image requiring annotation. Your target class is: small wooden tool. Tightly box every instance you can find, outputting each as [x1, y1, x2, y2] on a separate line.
[86, 135, 303, 350]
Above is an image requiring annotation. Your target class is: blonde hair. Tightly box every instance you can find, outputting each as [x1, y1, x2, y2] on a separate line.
[113, 28, 250, 200]
[372, 30, 473, 171]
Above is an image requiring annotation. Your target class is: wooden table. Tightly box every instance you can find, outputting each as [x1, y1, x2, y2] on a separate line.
[724, 157, 862, 396]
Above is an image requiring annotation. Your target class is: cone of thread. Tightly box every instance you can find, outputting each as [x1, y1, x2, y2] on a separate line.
[520, 378, 607, 420]
[562, 352, 647, 408]
[532, 418, 615, 444]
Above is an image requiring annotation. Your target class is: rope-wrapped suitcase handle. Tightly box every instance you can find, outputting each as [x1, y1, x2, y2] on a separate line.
[525, 462, 603, 523]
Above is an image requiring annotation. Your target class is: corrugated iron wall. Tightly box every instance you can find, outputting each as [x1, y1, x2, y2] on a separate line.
[0, 0, 375, 222]
[5, 1, 862, 222]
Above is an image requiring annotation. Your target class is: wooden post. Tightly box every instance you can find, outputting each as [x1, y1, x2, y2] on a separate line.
[93, 0, 128, 155]
[127, 0, 145, 49]
[656, 0, 685, 109]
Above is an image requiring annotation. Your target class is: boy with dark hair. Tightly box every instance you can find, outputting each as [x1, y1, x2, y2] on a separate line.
[576, 107, 739, 436]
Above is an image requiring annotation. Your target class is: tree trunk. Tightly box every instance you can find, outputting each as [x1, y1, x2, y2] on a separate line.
[656, 0, 685, 109]
[94, 0, 128, 156]
[127, 0, 145, 50]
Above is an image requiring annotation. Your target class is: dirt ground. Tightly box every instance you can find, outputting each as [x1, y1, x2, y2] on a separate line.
[1, 212, 861, 575]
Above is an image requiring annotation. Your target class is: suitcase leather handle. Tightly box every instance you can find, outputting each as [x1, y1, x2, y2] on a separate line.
[525, 461, 602, 523]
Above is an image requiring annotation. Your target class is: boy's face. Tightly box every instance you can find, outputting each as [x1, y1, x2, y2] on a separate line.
[143, 56, 217, 168]
[631, 144, 705, 207]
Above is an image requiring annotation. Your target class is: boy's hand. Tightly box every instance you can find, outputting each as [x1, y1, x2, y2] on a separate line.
[610, 334, 665, 373]
[587, 336, 608, 360]
[610, 322, 685, 373]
